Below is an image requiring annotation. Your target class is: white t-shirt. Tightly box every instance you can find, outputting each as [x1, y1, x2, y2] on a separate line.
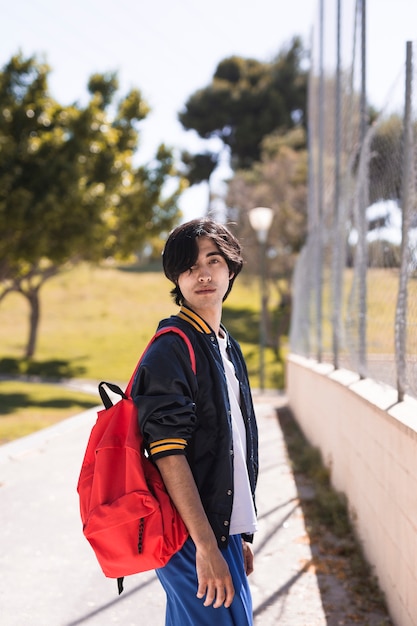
[217, 333, 258, 536]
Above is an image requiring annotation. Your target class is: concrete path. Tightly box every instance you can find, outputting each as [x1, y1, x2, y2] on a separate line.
[0, 392, 326, 625]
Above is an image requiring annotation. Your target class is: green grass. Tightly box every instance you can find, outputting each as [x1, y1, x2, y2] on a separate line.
[320, 267, 417, 355]
[0, 263, 411, 444]
[0, 263, 283, 384]
[0, 263, 285, 442]
[0, 380, 99, 445]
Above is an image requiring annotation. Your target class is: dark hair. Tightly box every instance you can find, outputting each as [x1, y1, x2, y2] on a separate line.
[162, 218, 244, 305]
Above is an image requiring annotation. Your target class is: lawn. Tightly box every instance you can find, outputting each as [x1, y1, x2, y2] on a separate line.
[0, 380, 99, 445]
[0, 263, 284, 443]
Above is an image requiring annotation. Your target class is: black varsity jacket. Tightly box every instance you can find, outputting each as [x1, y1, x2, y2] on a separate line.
[132, 305, 259, 549]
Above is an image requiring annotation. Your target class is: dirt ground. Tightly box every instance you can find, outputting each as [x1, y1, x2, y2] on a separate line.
[277, 404, 393, 626]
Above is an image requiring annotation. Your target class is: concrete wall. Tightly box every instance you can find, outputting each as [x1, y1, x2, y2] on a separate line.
[286, 354, 417, 626]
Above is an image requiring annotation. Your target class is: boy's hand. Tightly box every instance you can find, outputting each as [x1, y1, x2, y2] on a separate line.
[196, 546, 235, 608]
[242, 540, 254, 575]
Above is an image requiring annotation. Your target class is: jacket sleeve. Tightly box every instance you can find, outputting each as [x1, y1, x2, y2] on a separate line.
[132, 333, 198, 461]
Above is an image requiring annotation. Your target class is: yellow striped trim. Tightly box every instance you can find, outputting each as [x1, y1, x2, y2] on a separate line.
[149, 438, 187, 456]
[177, 306, 212, 334]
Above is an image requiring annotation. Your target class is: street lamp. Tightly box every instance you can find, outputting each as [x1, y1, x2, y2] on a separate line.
[249, 206, 274, 392]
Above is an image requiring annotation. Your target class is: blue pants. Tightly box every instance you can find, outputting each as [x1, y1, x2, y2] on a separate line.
[156, 535, 253, 626]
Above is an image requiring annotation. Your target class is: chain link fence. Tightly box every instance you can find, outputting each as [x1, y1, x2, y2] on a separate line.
[290, 0, 417, 401]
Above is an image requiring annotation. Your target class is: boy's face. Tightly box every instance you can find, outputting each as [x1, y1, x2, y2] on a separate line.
[177, 236, 233, 317]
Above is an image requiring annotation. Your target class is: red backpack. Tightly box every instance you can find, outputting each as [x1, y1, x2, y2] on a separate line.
[77, 327, 195, 593]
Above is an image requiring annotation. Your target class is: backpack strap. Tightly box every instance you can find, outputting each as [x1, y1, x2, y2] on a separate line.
[118, 327, 195, 595]
[98, 381, 127, 410]
[125, 326, 196, 397]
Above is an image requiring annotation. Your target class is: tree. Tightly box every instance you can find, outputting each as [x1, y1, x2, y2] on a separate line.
[0, 53, 182, 358]
[368, 114, 404, 205]
[180, 151, 219, 213]
[226, 128, 308, 354]
[179, 37, 308, 173]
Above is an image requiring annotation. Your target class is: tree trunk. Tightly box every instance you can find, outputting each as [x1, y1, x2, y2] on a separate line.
[25, 288, 40, 359]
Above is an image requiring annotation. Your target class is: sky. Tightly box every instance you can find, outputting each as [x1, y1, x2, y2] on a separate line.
[2, 0, 417, 220]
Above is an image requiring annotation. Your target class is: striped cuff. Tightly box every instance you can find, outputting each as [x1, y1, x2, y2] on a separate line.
[149, 438, 187, 458]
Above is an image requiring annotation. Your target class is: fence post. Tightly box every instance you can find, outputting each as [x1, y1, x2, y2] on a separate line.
[357, 0, 368, 378]
[395, 41, 413, 402]
[315, 0, 325, 363]
[332, 0, 343, 369]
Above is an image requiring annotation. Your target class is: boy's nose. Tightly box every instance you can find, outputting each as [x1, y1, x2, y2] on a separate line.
[198, 269, 212, 282]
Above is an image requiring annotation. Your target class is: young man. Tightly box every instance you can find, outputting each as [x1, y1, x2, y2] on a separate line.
[133, 218, 258, 625]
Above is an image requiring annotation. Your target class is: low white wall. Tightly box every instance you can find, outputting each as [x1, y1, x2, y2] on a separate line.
[286, 354, 417, 626]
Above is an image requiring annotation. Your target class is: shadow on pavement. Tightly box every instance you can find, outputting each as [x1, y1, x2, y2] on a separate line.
[65, 574, 156, 626]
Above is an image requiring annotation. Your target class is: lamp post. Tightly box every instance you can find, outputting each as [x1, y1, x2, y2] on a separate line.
[249, 206, 274, 392]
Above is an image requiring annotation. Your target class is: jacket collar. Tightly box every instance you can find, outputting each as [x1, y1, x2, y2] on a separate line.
[176, 306, 229, 341]
[177, 306, 213, 334]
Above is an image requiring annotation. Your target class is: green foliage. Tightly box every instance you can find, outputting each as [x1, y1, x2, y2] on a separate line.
[180, 151, 218, 186]
[227, 127, 308, 256]
[87, 72, 119, 108]
[368, 115, 403, 204]
[0, 52, 183, 357]
[226, 128, 308, 355]
[179, 37, 308, 171]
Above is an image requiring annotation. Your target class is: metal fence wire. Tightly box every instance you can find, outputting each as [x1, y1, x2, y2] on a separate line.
[290, 1, 417, 402]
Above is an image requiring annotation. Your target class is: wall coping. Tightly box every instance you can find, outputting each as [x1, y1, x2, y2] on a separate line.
[288, 353, 417, 436]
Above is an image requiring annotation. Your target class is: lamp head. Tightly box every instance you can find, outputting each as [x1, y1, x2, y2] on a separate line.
[249, 206, 274, 243]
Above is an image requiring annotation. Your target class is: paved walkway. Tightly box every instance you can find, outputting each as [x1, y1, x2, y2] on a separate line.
[0, 392, 326, 625]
